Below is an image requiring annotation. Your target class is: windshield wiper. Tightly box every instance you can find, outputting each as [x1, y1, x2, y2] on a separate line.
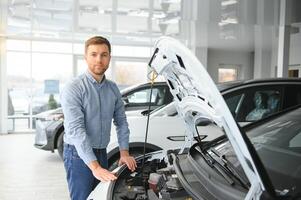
[210, 148, 250, 190]
[195, 145, 235, 186]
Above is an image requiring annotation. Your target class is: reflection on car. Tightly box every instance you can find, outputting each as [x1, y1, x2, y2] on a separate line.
[88, 37, 301, 200]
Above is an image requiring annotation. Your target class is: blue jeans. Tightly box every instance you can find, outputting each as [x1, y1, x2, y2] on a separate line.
[63, 143, 108, 200]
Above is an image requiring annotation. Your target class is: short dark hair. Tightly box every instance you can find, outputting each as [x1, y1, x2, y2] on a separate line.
[85, 36, 111, 54]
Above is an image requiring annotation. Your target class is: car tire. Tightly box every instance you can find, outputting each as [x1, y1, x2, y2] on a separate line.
[57, 131, 64, 159]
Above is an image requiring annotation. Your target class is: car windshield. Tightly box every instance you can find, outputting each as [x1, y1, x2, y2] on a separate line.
[246, 107, 301, 194]
[212, 107, 301, 196]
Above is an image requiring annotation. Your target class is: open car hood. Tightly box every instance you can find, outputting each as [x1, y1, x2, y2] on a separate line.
[148, 37, 268, 199]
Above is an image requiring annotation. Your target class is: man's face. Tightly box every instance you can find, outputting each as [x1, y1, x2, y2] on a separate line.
[85, 44, 111, 76]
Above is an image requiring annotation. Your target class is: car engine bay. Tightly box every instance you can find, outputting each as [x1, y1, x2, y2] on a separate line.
[112, 151, 192, 200]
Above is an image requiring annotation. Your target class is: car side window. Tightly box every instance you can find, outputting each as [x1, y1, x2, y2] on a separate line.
[283, 85, 301, 109]
[224, 87, 282, 122]
[126, 87, 167, 106]
[244, 89, 281, 122]
[224, 93, 244, 118]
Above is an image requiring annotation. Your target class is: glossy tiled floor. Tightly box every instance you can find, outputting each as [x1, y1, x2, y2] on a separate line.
[0, 133, 69, 200]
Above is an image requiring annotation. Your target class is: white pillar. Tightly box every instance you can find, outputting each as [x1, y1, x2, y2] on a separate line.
[254, 25, 272, 78]
[253, 0, 274, 79]
[0, 0, 8, 134]
[180, 0, 209, 68]
[277, 0, 291, 77]
[0, 38, 8, 134]
[195, 47, 208, 69]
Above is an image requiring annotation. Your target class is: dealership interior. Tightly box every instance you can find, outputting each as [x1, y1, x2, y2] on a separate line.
[0, 0, 301, 199]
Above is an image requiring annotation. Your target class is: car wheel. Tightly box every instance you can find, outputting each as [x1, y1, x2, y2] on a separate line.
[57, 131, 64, 159]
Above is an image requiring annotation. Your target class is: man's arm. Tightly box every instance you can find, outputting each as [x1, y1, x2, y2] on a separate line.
[112, 84, 137, 171]
[61, 83, 96, 164]
[62, 83, 117, 181]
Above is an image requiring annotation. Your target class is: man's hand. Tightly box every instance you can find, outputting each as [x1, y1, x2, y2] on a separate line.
[88, 160, 117, 182]
[118, 150, 137, 172]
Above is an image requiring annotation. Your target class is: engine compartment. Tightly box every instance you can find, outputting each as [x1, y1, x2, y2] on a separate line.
[112, 151, 192, 200]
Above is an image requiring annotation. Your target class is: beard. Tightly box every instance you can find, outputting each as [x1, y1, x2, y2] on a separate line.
[91, 66, 108, 76]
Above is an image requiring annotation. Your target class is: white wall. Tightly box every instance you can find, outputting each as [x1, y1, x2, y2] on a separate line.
[206, 49, 253, 83]
[289, 33, 301, 65]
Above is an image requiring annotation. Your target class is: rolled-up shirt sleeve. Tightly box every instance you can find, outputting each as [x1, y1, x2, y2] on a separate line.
[61, 83, 96, 165]
[112, 84, 130, 151]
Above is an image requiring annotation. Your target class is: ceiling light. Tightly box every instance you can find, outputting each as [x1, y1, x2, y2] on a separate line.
[221, 0, 238, 7]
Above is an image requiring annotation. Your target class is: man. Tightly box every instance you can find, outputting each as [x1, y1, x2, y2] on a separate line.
[61, 36, 137, 200]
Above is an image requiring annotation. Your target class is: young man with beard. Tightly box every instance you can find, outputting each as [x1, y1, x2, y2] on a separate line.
[61, 36, 137, 200]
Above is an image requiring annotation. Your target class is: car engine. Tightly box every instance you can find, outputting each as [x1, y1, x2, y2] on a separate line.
[112, 151, 192, 200]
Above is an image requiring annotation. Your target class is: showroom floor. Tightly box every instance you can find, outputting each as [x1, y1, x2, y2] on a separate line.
[0, 133, 69, 200]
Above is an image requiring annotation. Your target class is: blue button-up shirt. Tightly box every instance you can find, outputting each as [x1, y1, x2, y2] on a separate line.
[61, 71, 130, 165]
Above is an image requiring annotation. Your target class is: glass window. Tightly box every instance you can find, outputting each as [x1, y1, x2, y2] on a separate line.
[7, 52, 31, 115]
[152, 0, 181, 35]
[31, 53, 73, 115]
[116, 16, 148, 34]
[224, 87, 282, 122]
[112, 45, 151, 57]
[7, 0, 31, 36]
[126, 87, 166, 106]
[78, 0, 113, 32]
[225, 93, 244, 117]
[127, 89, 157, 104]
[118, 0, 149, 10]
[78, 13, 112, 32]
[283, 85, 301, 109]
[32, 0, 73, 32]
[7, 51, 31, 132]
[244, 90, 281, 122]
[114, 61, 148, 86]
[73, 43, 85, 55]
[218, 68, 237, 83]
[247, 110, 301, 193]
[6, 40, 30, 51]
[32, 41, 72, 53]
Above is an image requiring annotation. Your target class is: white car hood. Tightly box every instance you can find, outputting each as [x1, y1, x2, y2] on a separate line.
[148, 36, 266, 199]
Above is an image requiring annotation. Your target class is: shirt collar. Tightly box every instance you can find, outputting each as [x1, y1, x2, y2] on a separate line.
[85, 70, 106, 85]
